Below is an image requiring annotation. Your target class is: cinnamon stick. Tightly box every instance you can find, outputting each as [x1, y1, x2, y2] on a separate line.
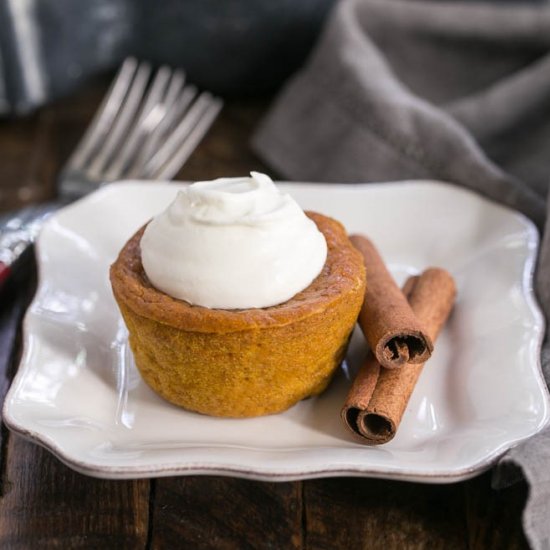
[341, 267, 456, 445]
[350, 235, 434, 369]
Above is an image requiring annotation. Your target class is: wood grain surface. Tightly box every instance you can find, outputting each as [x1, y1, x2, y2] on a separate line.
[0, 78, 530, 549]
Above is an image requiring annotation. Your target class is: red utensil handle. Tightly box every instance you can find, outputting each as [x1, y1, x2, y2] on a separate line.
[0, 261, 11, 286]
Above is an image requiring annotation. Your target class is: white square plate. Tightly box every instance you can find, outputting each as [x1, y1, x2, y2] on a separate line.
[4, 180, 549, 481]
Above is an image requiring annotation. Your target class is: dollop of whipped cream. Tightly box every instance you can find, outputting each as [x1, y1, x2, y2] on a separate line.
[140, 172, 328, 309]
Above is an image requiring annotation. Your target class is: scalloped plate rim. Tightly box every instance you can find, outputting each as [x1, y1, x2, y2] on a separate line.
[3, 179, 549, 482]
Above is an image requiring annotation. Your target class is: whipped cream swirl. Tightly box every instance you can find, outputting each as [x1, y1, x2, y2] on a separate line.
[140, 172, 328, 309]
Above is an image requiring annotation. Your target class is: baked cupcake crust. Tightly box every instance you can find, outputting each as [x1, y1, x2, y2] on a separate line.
[110, 211, 366, 417]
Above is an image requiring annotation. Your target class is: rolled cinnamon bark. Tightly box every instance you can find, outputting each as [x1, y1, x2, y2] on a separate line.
[349, 235, 433, 369]
[341, 268, 456, 445]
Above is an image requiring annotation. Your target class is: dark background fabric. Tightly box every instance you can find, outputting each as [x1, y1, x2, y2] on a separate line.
[0, 0, 335, 114]
[252, 1, 550, 547]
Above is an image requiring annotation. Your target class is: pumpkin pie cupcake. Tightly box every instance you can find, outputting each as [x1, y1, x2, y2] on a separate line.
[110, 173, 366, 417]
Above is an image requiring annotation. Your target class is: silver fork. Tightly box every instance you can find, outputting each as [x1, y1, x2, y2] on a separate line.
[0, 58, 223, 286]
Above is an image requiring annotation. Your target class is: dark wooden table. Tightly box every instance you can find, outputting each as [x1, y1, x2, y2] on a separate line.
[0, 80, 530, 549]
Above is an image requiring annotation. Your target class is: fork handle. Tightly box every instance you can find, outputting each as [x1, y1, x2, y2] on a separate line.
[0, 234, 32, 291]
[0, 202, 62, 289]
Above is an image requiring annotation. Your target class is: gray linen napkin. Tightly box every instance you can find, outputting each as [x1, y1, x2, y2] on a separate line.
[252, 1, 550, 547]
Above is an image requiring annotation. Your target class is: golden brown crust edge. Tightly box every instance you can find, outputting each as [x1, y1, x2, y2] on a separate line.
[117, 282, 364, 417]
[110, 212, 366, 333]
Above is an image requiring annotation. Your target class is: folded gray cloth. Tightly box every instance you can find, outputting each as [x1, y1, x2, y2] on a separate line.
[252, 1, 550, 547]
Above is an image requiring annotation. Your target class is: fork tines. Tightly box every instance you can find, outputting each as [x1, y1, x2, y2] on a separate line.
[64, 58, 223, 184]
